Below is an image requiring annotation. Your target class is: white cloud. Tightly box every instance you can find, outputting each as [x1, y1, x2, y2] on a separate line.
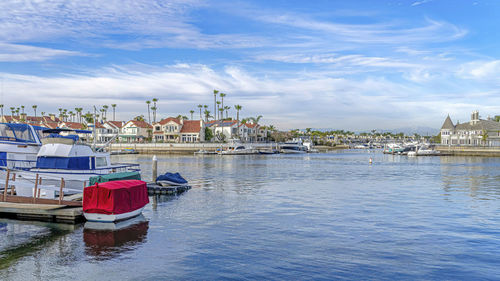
[411, 0, 434, 6]
[0, 43, 83, 62]
[458, 60, 500, 80]
[2, 63, 494, 130]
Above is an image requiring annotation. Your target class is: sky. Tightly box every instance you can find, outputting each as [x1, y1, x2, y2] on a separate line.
[1, 0, 500, 131]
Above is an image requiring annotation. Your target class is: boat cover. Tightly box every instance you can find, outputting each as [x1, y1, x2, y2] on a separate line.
[156, 172, 188, 184]
[89, 171, 141, 185]
[83, 180, 149, 215]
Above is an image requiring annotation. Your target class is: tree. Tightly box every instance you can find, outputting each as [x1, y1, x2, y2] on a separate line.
[205, 127, 213, 141]
[21, 105, 25, 114]
[234, 105, 242, 137]
[249, 115, 263, 142]
[224, 106, 230, 119]
[146, 101, 151, 124]
[213, 90, 219, 121]
[0, 104, 3, 119]
[216, 101, 221, 120]
[198, 104, 203, 119]
[220, 92, 226, 119]
[152, 98, 159, 123]
[111, 104, 117, 121]
[495, 115, 500, 122]
[102, 105, 109, 121]
[31, 105, 37, 117]
[134, 115, 145, 122]
[203, 109, 211, 123]
[9, 107, 14, 117]
[190, 110, 195, 120]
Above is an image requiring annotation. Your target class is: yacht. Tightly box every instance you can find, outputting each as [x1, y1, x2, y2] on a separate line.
[280, 139, 307, 154]
[13, 129, 140, 196]
[219, 139, 257, 155]
[0, 123, 46, 169]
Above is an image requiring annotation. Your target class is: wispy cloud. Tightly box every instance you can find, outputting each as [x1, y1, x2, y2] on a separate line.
[0, 43, 83, 62]
[2, 63, 498, 130]
[411, 0, 434, 7]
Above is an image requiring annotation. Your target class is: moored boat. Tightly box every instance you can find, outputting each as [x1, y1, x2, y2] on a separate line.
[156, 172, 188, 186]
[83, 180, 149, 222]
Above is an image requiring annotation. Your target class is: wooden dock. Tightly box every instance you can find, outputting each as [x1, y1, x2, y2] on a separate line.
[0, 202, 83, 223]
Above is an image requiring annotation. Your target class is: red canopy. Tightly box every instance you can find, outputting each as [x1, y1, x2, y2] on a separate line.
[83, 180, 149, 215]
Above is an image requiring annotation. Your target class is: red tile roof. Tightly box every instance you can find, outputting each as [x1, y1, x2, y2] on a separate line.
[43, 122, 59, 129]
[157, 117, 181, 125]
[180, 120, 202, 134]
[128, 120, 153, 128]
[61, 122, 86, 130]
[106, 121, 124, 128]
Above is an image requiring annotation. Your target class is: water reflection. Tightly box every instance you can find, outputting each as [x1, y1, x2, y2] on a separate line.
[83, 215, 149, 260]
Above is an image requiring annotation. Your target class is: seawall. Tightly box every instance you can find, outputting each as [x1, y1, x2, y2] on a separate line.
[436, 145, 500, 157]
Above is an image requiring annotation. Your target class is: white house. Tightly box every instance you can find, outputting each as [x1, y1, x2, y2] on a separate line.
[440, 111, 500, 146]
[120, 120, 152, 142]
[153, 117, 182, 142]
[180, 120, 205, 142]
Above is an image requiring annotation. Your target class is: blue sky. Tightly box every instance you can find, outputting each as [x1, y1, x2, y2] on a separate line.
[1, 0, 499, 130]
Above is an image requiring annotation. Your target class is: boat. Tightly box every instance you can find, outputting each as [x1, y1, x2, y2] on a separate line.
[156, 172, 188, 186]
[0, 123, 46, 169]
[219, 139, 257, 155]
[258, 149, 279, 154]
[194, 149, 217, 155]
[83, 180, 149, 222]
[13, 128, 140, 194]
[280, 140, 307, 154]
[416, 145, 440, 156]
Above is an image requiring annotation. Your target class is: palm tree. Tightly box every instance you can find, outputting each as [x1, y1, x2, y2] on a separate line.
[190, 110, 195, 120]
[68, 111, 74, 122]
[21, 105, 25, 114]
[234, 105, 242, 137]
[16, 108, 20, 117]
[151, 106, 157, 122]
[75, 108, 83, 123]
[111, 104, 117, 121]
[216, 101, 221, 120]
[10, 107, 15, 117]
[197, 104, 203, 119]
[224, 106, 230, 119]
[146, 100, 151, 124]
[220, 92, 226, 119]
[203, 109, 211, 123]
[249, 115, 263, 142]
[0, 104, 3, 120]
[213, 90, 219, 121]
[152, 98, 158, 123]
[102, 105, 109, 121]
[32, 105, 37, 117]
[41, 111, 45, 117]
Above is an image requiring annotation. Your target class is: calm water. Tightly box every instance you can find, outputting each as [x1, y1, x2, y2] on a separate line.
[1, 150, 500, 280]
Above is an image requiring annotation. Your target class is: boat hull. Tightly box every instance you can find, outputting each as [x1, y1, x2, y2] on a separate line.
[84, 207, 145, 223]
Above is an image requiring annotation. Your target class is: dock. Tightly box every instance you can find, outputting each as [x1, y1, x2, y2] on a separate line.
[0, 202, 83, 223]
[147, 183, 191, 195]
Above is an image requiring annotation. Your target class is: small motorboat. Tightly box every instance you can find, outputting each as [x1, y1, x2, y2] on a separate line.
[83, 180, 149, 223]
[156, 172, 188, 186]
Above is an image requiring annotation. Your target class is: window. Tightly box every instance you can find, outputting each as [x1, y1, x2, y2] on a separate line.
[96, 157, 107, 167]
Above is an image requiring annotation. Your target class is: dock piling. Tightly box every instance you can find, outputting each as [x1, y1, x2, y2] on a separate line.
[152, 155, 158, 181]
[3, 169, 10, 201]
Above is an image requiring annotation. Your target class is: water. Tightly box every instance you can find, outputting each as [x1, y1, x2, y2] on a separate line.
[1, 150, 500, 280]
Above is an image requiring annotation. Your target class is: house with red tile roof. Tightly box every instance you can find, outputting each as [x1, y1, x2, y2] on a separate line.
[180, 120, 205, 142]
[153, 117, 182, 142]
[152, 117, 205, 142]
[120, 120, 153, 142]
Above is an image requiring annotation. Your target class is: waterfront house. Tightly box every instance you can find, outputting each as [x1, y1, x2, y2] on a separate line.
[120, 120, 152, 143]
[440, 111, 500, 146]
[98, 121, 124, 143]
[180, 120, 205, 142]
[153, 117, 182, 142]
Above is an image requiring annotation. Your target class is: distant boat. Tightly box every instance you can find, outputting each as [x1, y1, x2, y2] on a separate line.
[194, 149, 217, 155]
[219, 139, 258, 155]
[280, 139, 307, 154]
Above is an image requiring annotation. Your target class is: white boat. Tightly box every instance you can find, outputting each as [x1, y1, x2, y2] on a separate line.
[219, 139, 257, 155]
[416, 145, 440, 156]
[280, 139, 307, 154]
[83, 180, 149, 223]
[84, 206, 145, 223]
[13, 129, 140, 194]
[0, 123, 45, 169]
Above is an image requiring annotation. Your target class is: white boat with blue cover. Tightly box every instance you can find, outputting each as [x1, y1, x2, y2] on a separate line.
[13, 128, 140, 194]
[0, 123, 46, 169]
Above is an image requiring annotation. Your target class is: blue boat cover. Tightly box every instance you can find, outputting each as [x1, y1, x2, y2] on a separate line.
[37, 156, 91, 170]
[47, 133, 79, 141]
[156, 172, 188, 184]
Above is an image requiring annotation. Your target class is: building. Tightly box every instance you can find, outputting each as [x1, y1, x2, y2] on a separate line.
[180, 120, 205, 142]
[99, 121, 124, 143]
[440, 111, 500, 146]
[120, 120, 153, 142]
[153, 117, 182, 142]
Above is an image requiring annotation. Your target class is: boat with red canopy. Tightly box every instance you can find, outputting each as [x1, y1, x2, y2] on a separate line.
[83, 180, 149, 222]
